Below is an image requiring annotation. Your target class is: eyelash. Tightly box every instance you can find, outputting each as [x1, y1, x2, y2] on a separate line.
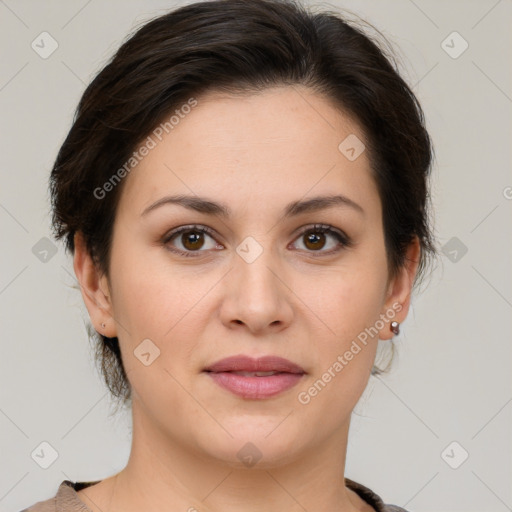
[161, 223, 352, 259]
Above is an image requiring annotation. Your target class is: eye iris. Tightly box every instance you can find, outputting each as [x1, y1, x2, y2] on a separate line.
[173, 227, 335, 253]
[304, 231, 326, 250]
[182, 230, 205, 250]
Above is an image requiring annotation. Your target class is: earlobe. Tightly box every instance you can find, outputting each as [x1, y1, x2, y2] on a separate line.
[379, 236, 421, 340]
[73, 231, 116, 338]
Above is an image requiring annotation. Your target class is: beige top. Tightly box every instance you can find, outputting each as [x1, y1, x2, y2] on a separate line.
[20, 478, 408, 512]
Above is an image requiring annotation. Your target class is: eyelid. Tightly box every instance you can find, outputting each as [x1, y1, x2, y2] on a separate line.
[161, 223, 352, 257]
[293, 223, 351, 245]
[161, 224, 222, 255]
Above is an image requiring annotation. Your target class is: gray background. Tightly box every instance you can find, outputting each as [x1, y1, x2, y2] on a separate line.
[1, 1, 511, 511]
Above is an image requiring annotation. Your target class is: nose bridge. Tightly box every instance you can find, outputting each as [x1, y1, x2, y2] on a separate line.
[234, 233, 281, 300]
[221, 233, 292, 331]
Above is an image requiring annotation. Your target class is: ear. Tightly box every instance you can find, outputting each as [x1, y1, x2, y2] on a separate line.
[378, 236, 421, 340]
[73, 231, 117, 338]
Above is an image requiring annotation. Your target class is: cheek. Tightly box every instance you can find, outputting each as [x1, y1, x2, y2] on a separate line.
[106, 232, 207, 375]
[109, 257, 206, 421]
[292, 277, 384, 433]
[305, 258, 388, 340]
[313, 290, 382, 383]
[108, 224, 202, 333]
[297, 258, 387, 392]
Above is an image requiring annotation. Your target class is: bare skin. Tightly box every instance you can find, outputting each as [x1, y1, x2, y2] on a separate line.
[74, 85, 419, 512]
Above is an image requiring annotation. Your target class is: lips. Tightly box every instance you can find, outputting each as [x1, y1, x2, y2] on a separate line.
[203, 355, 306, 375]
[203, 355, 305, 399]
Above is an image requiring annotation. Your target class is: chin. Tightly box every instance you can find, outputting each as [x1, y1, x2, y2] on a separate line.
[194, 419, 306, 469]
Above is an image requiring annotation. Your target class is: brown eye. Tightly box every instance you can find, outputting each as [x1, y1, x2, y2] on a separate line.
[163, 225, 221, 257]
[181, 230, 206, 251]
[292, 224, 350, 255]
[303, 231, 327, 250]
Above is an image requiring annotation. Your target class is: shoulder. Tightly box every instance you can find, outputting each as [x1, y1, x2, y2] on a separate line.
[21, 477, 408, 512]
[345, 477, 410, 512]
[19, 480, 98, 512]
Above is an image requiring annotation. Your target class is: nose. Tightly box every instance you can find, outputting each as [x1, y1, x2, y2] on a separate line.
[219, 244, 294, 335]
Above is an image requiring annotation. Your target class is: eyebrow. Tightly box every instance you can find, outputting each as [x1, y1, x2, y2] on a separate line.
[141, 193, 365, 219]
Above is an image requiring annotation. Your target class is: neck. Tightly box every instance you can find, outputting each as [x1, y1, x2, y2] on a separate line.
[88, 401, 367, 512]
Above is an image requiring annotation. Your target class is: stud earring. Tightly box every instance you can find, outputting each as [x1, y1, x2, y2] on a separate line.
[390, 321, 400, 335]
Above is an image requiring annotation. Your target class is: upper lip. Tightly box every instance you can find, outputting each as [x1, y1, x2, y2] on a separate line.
[204, 355, 306, 374]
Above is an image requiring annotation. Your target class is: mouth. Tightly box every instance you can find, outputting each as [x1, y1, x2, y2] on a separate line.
[203, 355, 306, 399]
[221, 371, 286, 377]
[204, 355, 306, 374]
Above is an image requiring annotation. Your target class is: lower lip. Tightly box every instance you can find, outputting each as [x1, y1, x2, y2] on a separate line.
[205, 372, 304, 399]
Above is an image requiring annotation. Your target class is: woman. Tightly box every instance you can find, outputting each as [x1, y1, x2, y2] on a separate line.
[22, 0, 436, 510]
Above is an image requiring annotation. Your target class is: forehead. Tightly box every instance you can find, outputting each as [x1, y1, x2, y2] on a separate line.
[117, 86, 380, 220]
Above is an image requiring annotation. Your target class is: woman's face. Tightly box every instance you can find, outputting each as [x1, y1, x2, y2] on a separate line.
[79, 86, 416, 467]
